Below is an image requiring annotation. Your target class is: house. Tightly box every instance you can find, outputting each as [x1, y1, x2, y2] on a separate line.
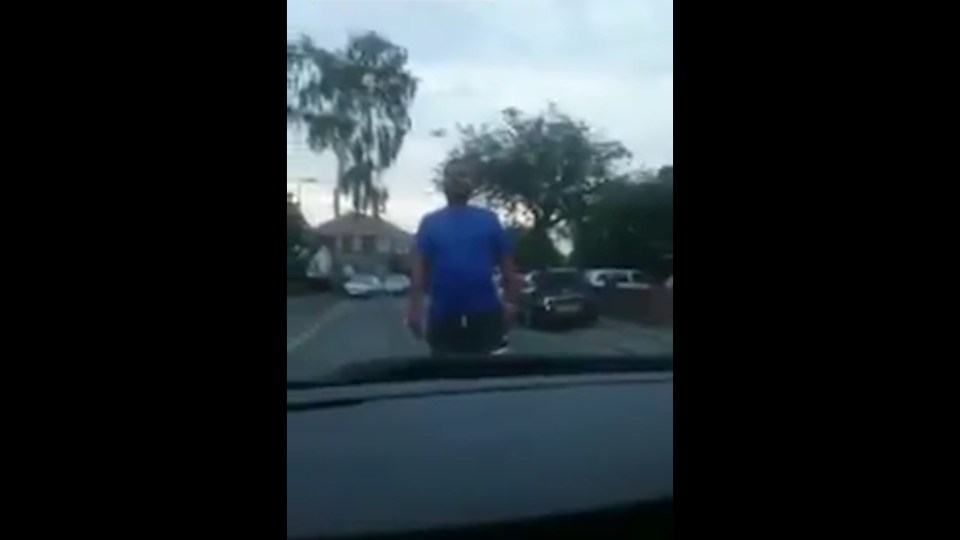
[314, 213, 413, 276]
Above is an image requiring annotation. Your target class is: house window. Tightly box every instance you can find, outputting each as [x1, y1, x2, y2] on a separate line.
[361, 235, 376, 254]
[339, 235, 353, 253]
[377, 237, 391, 254]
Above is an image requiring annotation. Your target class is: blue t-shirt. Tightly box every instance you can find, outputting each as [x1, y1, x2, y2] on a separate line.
[416, 205, 512, 322]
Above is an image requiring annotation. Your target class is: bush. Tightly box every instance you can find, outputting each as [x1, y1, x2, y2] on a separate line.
[287, 251, 308, 280]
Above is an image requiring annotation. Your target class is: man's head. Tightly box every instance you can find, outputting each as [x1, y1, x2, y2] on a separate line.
[441, 157, 478, 205]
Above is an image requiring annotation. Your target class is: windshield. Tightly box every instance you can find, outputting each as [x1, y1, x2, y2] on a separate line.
[287, 0, 673, 385]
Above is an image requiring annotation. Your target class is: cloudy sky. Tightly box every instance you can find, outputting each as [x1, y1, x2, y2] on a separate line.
[286, 0, 673, 231]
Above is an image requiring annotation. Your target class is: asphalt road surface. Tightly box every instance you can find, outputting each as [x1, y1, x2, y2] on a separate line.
[287, 295, 673, 382]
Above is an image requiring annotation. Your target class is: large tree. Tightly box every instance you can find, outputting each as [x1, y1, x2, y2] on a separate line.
[571, 165, 673, 279]
[287, 32, 417, 217]
[506, 225, 564, 270]
[440, 105, 630, 246]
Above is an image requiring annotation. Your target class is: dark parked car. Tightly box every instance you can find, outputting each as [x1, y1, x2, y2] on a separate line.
[518, 268, 599, 329]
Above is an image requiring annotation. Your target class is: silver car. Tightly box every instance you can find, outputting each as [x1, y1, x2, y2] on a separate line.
[382, 274, 411, 295]
[343, 275, 382, 298]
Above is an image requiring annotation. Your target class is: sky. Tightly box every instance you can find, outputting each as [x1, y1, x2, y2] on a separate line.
[286, 0, 673, 231]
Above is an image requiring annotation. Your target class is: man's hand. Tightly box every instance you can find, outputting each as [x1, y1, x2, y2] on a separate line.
[406, 303, 425, 339]
[502, 302, 518, 328]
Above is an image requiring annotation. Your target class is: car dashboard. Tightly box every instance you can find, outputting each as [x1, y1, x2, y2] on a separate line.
[287, 371, 673, 539]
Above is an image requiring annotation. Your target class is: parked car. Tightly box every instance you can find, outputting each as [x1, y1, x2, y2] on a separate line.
[518, 268, 598, 329]
[382, 274, 411, 295]
[584, 268, 655, 290]
[343, 275, 382, 298]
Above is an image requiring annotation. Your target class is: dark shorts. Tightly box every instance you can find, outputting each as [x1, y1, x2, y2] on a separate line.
[428, 310, 504, 356]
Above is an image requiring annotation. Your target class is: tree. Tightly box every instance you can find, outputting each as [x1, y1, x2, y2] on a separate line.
[506, 225, 563, 270]
[287, 32, 417, 217]
[440, 104, 630, 254]
[571, 165, 673, 279]
[287, 193, 314, 278]
[287, 193, 308, 252]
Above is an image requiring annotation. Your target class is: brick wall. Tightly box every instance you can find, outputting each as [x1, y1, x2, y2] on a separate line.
[596, 287, 673, 327]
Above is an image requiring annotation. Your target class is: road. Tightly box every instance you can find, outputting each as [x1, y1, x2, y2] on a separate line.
[287, 295, 673, 382]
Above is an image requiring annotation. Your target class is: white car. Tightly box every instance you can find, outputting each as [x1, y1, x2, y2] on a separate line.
[584, 268, 654, 290]
[343, 275, 382, 297]
[382, 274, 411, 295]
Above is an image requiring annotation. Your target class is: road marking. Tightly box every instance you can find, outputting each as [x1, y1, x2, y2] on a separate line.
[287, 300, 356, 354]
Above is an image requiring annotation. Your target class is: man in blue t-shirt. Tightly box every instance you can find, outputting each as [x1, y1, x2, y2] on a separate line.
[407, 158, 520, 356]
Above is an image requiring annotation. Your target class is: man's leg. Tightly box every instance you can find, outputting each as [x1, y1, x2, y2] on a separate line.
[463, 310, 504, 355]
[427, 310, 505, 357]
[427, 313, 502, 357]
[426, 316, 459, 358]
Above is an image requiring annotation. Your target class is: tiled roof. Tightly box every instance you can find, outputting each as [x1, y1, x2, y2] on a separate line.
[314, 213, 412, 240]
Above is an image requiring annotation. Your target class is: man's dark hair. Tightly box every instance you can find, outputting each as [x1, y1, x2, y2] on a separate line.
[441, 157, 478, 205]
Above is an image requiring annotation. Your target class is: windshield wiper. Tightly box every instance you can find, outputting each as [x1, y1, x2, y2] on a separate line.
[287, 354, 672, 389]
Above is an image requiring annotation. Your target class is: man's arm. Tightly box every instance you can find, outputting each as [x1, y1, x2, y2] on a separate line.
[408, 249, 427, 319]
[491, 214, 520, 311]
[499, 255, 520, 307]
[406, 216, 431, 337]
